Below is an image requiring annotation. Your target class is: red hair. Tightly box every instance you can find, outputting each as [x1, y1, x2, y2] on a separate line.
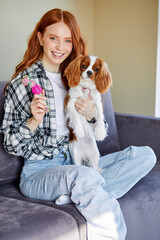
[5, 9, 87, 92]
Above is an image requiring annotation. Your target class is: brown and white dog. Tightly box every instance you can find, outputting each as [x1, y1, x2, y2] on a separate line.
[64, 55, 112, 171]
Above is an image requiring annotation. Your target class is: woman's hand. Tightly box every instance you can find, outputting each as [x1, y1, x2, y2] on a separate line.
[75, 97, 96, 121]
[27, 89, 46, 131]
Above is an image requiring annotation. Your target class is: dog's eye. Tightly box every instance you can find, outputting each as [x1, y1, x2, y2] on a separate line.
[82, 65, 87, 69]
[94, 68, 99, 72]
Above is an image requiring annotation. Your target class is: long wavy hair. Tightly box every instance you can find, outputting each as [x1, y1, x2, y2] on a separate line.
[5, 8, 87, 92]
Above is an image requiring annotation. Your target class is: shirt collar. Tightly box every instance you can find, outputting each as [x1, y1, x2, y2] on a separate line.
[32, 60, 45, 73]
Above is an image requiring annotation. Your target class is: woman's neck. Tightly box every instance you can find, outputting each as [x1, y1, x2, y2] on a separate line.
[41, 58, 60, 73]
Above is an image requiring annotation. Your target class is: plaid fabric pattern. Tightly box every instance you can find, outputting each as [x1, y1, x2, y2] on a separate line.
[1, 60, 69, 160]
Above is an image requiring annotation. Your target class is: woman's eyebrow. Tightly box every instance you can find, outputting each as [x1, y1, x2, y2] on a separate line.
[49, 34, 57, 37]
[49, 34, 72, 39]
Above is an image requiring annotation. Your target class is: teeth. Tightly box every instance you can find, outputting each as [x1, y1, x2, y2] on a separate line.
[53, 52, 63, 56]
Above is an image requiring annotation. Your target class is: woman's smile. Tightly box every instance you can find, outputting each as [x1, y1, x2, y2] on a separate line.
[52, 51, 65, 58]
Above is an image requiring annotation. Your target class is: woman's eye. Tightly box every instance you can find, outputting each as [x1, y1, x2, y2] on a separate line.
[94, 68, 99, 72]
[66, 39, 72, 43]
[82, 65, 87, 69]
[50, 37, 56, 40]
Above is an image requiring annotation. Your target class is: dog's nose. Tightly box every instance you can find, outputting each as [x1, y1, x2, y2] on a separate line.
[87, 71, 93, 77]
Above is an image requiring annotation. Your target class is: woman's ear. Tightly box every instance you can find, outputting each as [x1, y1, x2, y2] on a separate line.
[64, 56, 84, 87]
[37, 32, 43, 46]
[95, 62, 112, 94]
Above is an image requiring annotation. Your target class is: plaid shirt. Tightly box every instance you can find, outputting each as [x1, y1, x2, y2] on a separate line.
[1, 60, 69, 160]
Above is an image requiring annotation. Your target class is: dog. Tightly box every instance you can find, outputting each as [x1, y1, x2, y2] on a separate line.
[64, 55, 112, 171]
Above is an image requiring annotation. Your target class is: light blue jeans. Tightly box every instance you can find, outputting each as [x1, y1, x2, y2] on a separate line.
[20, 146, 156, 240]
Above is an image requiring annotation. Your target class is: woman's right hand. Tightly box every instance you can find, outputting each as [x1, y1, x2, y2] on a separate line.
[27, 89, 46, 131]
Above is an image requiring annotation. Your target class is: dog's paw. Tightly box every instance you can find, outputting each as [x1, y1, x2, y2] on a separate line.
[94, 126, 106, 141]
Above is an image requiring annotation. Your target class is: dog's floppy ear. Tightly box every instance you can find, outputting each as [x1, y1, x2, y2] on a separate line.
[95, 61, 112, 94]
[64, 56, 84, 87]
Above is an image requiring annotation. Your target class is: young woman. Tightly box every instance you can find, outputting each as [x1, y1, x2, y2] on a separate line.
[1, 8, 156, 240]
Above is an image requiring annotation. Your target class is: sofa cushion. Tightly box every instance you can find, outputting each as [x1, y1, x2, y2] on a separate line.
[97, 90, 120, 156]
[0, 195, 80, 240]
[119, 162, 160, 240]
[0, 82, 23, 185]
[0, 180, 87, 240]
[0, 81, 5, 125]
[0, 134, 23, 185]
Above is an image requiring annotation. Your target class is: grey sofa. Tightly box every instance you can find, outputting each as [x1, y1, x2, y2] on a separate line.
[0, 80, 160, 240]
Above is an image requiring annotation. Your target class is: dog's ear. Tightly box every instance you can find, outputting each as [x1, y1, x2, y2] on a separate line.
[95, 62, 112, 94]
[64, 56, 84, 87]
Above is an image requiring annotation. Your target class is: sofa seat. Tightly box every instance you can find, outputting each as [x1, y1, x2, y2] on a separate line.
[119, 161, 160, 240]
[0, 194, 85, 240]
[0, 195, 81, 240]
[0, 181, 86, 240]
[0, 162, 160, 240]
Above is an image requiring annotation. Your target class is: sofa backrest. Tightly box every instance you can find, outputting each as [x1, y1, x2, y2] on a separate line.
[97, 91, 120, 155]
[0, 81, 120, 185]
[0, 81, 23, 185]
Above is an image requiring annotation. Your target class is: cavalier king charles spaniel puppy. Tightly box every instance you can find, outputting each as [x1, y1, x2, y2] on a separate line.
[64, 55, 112, 171]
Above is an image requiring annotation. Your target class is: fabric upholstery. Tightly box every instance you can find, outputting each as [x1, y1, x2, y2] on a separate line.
[119, 162, 160, 240]
[0, 181, 86, 240]
[0, 81, 5, 126]
[97, 90, 120, 156]
[0, 195, 80, 240]
[115, 113, 160, 160]
[0, 135, 23, 185]
[0, 82, 23, 185]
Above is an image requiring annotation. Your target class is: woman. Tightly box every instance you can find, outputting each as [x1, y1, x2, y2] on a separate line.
[1, 8, 156, 240]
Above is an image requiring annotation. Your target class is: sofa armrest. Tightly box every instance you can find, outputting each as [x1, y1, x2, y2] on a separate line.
[115, 113, 160, 160]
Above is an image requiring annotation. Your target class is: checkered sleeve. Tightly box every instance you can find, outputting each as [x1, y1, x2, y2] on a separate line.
[1, 62, 70, 160]
[1, 78, 35, 156]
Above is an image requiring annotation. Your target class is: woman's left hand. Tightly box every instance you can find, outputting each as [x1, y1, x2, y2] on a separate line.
[75, 97, 96, 121]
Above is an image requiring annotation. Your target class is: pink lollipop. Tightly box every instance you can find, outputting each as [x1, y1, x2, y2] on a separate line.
[22, 75, 50, 112]
[32, 84, 43, 95]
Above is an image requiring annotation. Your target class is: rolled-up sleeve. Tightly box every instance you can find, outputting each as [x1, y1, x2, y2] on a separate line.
[1, 79, 35, 157]
[1, 77, 58, 160]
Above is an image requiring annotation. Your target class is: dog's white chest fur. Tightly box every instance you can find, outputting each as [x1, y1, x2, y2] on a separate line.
[64, 55, 112, 172]
[66, 85, 106, 172]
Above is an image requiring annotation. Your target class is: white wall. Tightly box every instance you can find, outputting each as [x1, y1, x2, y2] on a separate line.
[0, 0, 94, 81]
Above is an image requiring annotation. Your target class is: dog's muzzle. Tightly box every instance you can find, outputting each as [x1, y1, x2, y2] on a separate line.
[87, 71, 93, 77]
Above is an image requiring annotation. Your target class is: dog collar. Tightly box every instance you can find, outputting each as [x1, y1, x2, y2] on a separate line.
[82, 87, 93, 100]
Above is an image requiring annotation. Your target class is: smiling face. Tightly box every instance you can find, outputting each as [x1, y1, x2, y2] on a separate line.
[38, 21, 73, 73]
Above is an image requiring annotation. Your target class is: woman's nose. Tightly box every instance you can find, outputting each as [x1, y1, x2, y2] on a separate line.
[56, 41, 63, 50]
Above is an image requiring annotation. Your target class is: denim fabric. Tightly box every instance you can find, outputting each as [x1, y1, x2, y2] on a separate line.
[20, 146, 156, 240]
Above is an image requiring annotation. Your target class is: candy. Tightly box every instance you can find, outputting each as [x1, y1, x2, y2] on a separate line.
[22, 75, 50, 112]
[32, 85, 43, 95]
